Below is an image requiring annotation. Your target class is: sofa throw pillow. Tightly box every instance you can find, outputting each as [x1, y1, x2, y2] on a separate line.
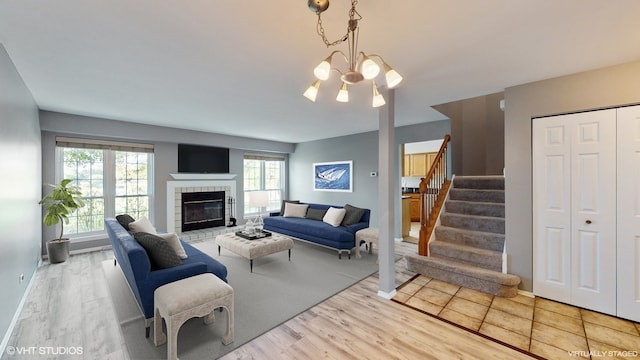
[323, 207, 347, 227]
[156, 232, 188, 259]
[133, 232, 183, 269]
[280, 200, 300, 215]
[128, 215, 157, 234]
[305, 208, 327, 221]
[341, 204, 366, 226]
[116, 214, 136, 231]
[283, 202, 309, 218]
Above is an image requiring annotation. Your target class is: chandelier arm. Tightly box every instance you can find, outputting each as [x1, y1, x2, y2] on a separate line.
[366, 54, 388, 64]
[331, 50, 349, 65]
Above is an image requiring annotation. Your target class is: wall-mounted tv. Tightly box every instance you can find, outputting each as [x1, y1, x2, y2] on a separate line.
[178, 144, 230, 173]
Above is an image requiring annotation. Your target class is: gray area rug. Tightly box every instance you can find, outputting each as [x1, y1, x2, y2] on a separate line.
[103, 239, 380, 359]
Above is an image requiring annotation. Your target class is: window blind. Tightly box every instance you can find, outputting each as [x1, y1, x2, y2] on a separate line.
[243, 153, 285, 161]
[56, 136, 154, 153]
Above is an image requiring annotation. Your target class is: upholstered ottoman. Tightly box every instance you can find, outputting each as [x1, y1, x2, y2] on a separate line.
[216, 232, 294, 272]
[154, 273, 234, 360]
[355, 228, 379, 259]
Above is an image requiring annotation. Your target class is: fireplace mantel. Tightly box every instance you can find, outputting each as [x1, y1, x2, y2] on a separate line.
[170, 173, 237, 180]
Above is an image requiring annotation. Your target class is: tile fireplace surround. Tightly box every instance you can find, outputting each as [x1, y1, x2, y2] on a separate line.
[166, 174, 238, 241]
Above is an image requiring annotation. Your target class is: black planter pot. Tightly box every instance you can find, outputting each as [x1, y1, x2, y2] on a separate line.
[47, 239, 70, 264]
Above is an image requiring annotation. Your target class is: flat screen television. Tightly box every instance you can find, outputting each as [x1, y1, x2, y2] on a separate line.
[178, 144, 230, 173]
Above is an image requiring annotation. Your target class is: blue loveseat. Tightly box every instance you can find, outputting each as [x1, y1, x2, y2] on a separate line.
[105, 218, 228, 337]
[262, 203, 370, 259]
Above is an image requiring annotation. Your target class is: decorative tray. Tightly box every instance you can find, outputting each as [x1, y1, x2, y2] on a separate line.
[235, 230, 272, 240]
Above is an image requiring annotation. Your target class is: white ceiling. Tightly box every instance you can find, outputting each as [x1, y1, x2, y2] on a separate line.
[2, 1, 640, 143]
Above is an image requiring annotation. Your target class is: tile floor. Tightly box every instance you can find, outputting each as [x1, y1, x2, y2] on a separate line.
[393, 274, 640, 360]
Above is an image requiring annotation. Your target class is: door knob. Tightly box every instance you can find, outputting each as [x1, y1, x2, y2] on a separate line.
[586, 220, 592, 224]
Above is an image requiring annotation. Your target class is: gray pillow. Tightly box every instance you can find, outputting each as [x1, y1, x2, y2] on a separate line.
[341, 204, 366, 226]
[134, 232, 183, 269]
[306, 208, 327, 221]
[116, 214, 136, 230]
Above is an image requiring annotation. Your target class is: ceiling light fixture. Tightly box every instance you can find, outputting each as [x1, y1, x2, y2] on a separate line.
[304, 0, 403, 107]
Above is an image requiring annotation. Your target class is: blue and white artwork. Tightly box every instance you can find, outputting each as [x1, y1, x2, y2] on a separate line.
[313, 161, 353, 192]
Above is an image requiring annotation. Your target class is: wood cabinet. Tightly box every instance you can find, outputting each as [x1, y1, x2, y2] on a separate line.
[410, 153, 427, 175]
[402, 152, 437, 177]
[406, 193, 421, 222]
[402, 154, 411, 176]
[402, 197, 411, 237]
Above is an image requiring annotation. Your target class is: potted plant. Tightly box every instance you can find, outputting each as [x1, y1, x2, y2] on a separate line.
[38, 179, 85, 263]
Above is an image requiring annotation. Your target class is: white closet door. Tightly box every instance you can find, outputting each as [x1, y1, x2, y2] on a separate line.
[569, 110, 616, 315]
[533, 110, 617, 315]
[617, 105, 640, 322]
[533, 115, 572, 303]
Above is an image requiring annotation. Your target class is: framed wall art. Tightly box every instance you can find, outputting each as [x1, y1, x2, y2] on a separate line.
[313, 160, 353, 192]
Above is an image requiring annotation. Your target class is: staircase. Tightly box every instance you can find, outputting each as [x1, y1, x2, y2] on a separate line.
[405, 176, 521, 297]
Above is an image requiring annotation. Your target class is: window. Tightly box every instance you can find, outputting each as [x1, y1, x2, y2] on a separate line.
[56, 137, 154, 238]
[243, 154, 285, 216]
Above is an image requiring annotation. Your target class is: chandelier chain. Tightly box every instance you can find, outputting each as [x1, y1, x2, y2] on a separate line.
[315, 0, 361, 48]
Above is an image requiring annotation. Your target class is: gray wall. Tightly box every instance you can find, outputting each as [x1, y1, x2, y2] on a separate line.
[289, 120, 450, 236]
[40, 111, 294, 252]
[0, 44, 41, 348]
[433, 92, 505, 175]
[505, 60, 640, 291]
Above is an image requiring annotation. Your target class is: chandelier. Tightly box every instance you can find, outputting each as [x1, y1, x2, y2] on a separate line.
[303, 0, 403, 107]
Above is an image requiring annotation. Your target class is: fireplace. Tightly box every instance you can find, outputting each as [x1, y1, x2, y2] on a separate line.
[181, 191, 225, 231]
[166, 175, 237, 235]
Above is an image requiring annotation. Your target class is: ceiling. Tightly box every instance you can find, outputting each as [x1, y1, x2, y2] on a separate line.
[1, 1, 640, 144]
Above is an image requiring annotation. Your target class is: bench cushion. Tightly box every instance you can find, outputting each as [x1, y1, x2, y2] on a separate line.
[155, 273, 232, 315]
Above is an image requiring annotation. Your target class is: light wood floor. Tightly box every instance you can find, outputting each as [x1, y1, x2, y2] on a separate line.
[220, 240, 534, 360]
[2, 239, 535, 360]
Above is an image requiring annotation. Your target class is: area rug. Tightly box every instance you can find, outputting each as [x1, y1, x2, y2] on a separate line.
[103, 239, 381, 360]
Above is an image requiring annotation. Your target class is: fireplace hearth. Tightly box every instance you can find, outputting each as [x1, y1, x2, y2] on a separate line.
[181, 191, 225, 231]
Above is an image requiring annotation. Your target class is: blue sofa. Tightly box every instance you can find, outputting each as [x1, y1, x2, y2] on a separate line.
[262, 203, 370, 259]
[105, 218, 228, 337]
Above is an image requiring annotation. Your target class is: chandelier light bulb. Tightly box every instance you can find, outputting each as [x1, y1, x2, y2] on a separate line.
[360, 56, 380, 80]
[372, 82, 385, 108]
[383, 62, 403, 88]
[313, 57, 332, 80]
[303, 80, 321, 102]
[336, 82, 349, 102]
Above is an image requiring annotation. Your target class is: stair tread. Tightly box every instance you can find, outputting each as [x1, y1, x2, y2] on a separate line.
[430, 240, 502, 271]
[447, 199, 505, 206]
[436, 226, 505, 239]
[442, 212, 505, 221]
[406, 254, 520, 286]
[430, 240, 501, 257]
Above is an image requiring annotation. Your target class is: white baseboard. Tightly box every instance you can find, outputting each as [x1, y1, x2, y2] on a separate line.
[0, 260, 40, 356]
[518, 289, 535, 298]
[377, 289, 397, 300]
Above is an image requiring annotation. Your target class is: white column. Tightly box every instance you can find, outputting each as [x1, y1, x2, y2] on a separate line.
[377, 88, 396, 299]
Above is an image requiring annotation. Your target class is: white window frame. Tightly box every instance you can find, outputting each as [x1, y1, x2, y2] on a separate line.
[243, 153, 286, 217]
[54, 137, 154, 242]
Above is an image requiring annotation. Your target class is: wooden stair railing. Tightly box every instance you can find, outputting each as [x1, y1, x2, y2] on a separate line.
[418, 135, 451, 256]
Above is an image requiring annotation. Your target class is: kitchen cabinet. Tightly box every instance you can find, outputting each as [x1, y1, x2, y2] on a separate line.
[402, 197, 411, 237]
[404, 193, 421, 222]
[410, 153, 427, 176]
[402, 152, 437, 177]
